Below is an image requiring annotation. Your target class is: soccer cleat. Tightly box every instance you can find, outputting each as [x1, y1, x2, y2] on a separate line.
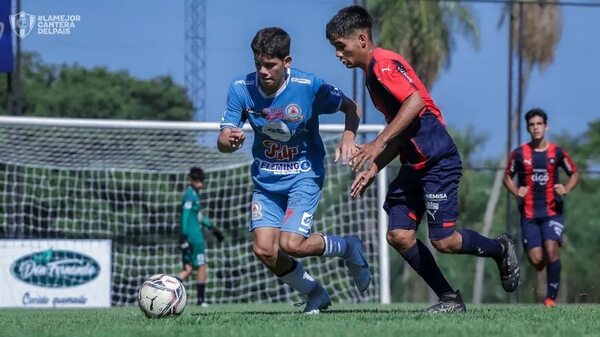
[343, 236, 371, 292]
[495, 233, 520, 292]
[544, 298, 557, 308]
[302, 283, 331, 315]
[425, 290, 467, 314]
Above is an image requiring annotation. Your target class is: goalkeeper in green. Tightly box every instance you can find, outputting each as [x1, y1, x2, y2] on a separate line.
[177, 166, 224, 307]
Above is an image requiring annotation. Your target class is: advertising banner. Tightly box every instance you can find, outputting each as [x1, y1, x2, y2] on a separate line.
[0, 240, 112, 307]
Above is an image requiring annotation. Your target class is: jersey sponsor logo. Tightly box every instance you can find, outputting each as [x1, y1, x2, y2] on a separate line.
[531, 170, 549, 186]
[256, 159, 311, 175]
[183, 201, 193, 210]
[251, 201, 262, 221]
[284, 104, 303, 122]
[262, 120, 291, 142]
[263, 140, 299, 161]
[234, 79, 254, 86]
[291, 77, 311, 85]
[425, 193, 447, 201]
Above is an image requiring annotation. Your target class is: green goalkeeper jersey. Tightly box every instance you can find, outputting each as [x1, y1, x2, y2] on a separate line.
[181, 186, 213, 242]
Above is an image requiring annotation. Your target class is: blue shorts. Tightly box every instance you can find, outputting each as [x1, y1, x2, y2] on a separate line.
[249, 178, 321, 237]
[521, 215, 564, 251]
[384, 153, 462, 241]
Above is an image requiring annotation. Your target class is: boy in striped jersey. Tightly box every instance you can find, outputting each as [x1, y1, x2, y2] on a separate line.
[504, 108, 580, 307]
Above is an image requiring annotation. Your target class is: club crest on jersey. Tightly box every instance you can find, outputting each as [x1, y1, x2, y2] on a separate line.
[262, 120, 291, 142]
[251, 201, 262, 220]
[548, 157, 556, 165]
[284, 104, 303, 122]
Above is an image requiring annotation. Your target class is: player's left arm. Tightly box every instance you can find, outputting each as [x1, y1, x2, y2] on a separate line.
[349, 59, 424, 171]
[555, 148, 580, 196]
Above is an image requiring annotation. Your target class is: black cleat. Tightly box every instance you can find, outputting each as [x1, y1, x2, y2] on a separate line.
[495, 233, 520, 292]
[425, 290, 466, 314]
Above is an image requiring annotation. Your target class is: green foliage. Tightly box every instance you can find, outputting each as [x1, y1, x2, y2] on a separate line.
[1, 52, 193, 120]
[369, 0, 479, 88]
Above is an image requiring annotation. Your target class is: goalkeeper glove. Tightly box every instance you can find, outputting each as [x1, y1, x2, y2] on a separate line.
[212, 228, 224, 242]
[179, 234, 191, 255]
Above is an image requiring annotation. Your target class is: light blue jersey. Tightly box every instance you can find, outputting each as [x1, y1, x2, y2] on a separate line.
[220, 68, 344, 194]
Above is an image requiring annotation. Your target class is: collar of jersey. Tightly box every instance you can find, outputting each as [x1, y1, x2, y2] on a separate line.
[256, 68, 291, 99]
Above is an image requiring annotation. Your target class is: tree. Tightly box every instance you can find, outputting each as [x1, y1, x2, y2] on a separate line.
[369, 0, 479, 88]
[1, 52, 194, 120]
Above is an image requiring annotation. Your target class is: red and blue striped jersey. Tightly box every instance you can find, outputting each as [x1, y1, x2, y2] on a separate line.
[366, 48, 457, 170]
[505, 143, 577, 219]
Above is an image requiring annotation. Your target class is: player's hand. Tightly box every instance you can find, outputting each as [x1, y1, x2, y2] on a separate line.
[228, 128, 246, 150]
[334, 132, 360, 165]
[349, 138, 385, 171]
[179, 235, 191, 254]
[212, 227, 225, 242]
[350, 164, 378, 198]
[554, 184, 568, 196]
[517, 186, 528, 198]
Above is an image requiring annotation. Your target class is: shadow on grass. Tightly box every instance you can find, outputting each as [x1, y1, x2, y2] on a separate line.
[189, 307, 421, 317]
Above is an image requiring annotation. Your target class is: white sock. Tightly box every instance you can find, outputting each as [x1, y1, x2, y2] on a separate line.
[321, 235, 348, 257]
[279, 261, 317, 295]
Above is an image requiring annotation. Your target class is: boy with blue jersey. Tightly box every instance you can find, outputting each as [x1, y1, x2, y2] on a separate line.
[217, 27, 370, 314]
[177, 167, 224, 307]
[327, 6, 520, 313]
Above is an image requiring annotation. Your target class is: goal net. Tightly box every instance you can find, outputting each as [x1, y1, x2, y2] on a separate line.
[0, 116, 389, 306]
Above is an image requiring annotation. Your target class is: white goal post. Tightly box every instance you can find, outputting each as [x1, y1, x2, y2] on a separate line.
[0, 116, 390, 305]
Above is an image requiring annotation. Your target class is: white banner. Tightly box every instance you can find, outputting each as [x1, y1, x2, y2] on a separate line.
[0, 240, 111, 308]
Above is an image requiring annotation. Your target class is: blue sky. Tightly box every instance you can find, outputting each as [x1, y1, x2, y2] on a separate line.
[12, 0, 600, 160]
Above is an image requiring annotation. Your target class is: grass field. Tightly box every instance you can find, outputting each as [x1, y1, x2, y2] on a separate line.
[1, 303, 599, 337]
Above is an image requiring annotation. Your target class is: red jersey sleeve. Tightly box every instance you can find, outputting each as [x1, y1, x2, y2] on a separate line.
[505, 150, 518, 177]
[372, 59, 418, 103]
[559, 147, 577, 176]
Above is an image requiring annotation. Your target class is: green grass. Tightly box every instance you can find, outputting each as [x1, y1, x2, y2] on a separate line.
[1, 304, 599, 337]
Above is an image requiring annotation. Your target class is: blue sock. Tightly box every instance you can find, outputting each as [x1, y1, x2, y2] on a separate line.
[279, 260, 317, 295]
[546, 260, 561, 300]
[401, 239, 454, 297]
[457, 228, 503, 259]
[321, 235, 348, 257]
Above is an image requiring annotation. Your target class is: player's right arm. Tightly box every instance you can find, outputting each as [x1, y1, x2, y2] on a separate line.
[503, 150, 528, 198]
[217, 81, 247, 153]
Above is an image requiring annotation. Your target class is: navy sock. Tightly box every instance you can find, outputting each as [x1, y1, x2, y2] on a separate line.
[458, 228, 503, 259]
[400, 239, 454, 297]
[196, 282, 206, 304]
[546, 260, 561, 300]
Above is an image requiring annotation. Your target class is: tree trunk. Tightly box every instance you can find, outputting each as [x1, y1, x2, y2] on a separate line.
[472, 159, 506, 304]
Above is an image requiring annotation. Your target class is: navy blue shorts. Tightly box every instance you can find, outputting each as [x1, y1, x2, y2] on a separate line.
[384, 152, 462, 240]
[520, 215, 564, 251]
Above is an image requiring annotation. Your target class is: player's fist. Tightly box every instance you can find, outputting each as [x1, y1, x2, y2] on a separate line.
[179, 234, 191, 254]
[517, 186, 528, 198]
[212, 228, 224, 242]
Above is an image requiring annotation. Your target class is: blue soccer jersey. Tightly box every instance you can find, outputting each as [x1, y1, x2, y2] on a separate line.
[220, 68, 344, 193]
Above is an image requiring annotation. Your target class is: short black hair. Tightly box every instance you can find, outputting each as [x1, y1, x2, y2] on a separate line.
[525, 108, 548, 124]
[326, 5, 372, 41]
[251, 27, 290, 59]
[189, 166, 205, 181]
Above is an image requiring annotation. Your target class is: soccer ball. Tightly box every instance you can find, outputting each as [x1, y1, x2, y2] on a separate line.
[138, 274, 187, 318]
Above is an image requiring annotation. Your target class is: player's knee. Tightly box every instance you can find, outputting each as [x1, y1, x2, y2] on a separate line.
[279, 240, 305, 258]
[386, 230, 415, 251]
[430, 238, 455, 253]
[253, 243, 277, 263]
[529, 257, 545, 271]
